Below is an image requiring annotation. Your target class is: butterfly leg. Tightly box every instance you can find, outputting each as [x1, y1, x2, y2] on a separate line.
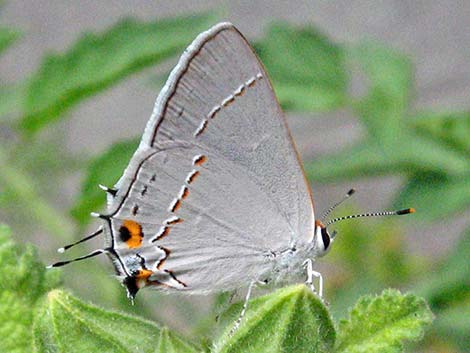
[303, 258, 323, 298]
[229, 279, 265, 335]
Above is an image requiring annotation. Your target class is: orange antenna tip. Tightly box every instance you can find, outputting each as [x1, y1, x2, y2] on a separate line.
[396, 208, 415, 215]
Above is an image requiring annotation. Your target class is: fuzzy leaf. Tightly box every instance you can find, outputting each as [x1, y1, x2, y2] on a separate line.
[33, 289, 199, 353]
[256, 22, 347, 111]
[155, 327, 201, 353]
[0, 224, 61, 353]
[70, 138, 139, 226]
[335, 289, 433, 353]
[215, 285, 335, 353]
[19, 14, 214, 134]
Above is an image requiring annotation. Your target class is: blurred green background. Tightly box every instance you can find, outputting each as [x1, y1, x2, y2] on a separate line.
[0, 2, 469, 352]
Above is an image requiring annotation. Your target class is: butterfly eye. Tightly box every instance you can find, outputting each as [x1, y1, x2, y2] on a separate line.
[320, 227, 331, 250]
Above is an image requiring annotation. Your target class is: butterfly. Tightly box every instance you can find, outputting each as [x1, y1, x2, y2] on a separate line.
[50, 23, 414, 316]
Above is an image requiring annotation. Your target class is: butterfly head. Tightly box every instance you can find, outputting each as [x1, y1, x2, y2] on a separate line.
[310, 188, 415, 257]
[313, 220, 337, 257]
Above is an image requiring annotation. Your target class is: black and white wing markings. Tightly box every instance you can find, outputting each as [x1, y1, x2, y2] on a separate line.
[194, 73, 264, 136]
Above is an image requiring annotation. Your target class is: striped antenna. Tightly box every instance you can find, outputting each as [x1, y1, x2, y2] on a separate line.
[325, 208, 415, 227]
[47, 248, 107, 268]
[57, 227, 103, 253]
[320, 188, 355, 222]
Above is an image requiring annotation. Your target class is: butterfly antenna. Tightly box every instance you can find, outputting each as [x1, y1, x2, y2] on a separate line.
[47, 248, 108, 269]
[57, 227, 103, 253]
[320, 188, 356, 222]
[325, 208, 415, 228]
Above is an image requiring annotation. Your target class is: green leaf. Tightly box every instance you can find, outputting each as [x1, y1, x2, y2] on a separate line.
[391, 132, 470, 175]
[0, 224, 61, 353]
[349, 43, 411, 144]
[215, 285, 335, 353]
[432, 302, 470, 352]
[412, 111, 470, 154]
[0, 27, 20, 55]
[256, 22, 347, 112]
[307, 43, 470, 186]
[19, 14, 215, 134]
[33, 289, 199, 353]
[71, 138, 138, 226]
[0, 28, 22, 119]
[156, 327, 201, 353]
[326, 215, 417, 320]
[412, 228, 470, 350]
[305, 142, 397, 182]
[335, 289, 433, 353]
[414, 228, 470, 308]
[393, 172, 470, 221]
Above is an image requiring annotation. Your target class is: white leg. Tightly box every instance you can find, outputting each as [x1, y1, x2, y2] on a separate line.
[303, 259, 324, 298]
[311, 269, 323, 298]
[229, 280, 258, 335]
[303, 258, 315, 292]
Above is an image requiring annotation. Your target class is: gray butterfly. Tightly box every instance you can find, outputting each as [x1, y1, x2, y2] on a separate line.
[50, 23, 414, 314]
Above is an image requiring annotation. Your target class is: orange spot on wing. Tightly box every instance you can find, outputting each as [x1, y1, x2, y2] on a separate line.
[135, 269, 153, 289]
[122, 219, 143, 248]
[182, 188, 189, 199]
[136, 269, 153, 281]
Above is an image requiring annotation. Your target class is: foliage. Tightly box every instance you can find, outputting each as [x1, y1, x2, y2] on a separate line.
[0, 228, 432, 352]
[19, 14, 215, 134]
[33, 290, 199, 353]
[304, 43, 470, 222]
[70, 138, 138, 226]
[335, 289, 433, 353]
[413, 229, 470, 352]
[0, 11, 467, 353]
[254, 22, 348, 111]
[0, 225, 61, 353]
[215, 285, 335, 353]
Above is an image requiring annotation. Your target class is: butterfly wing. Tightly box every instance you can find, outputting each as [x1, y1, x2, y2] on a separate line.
[102, 23, 315, 295]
